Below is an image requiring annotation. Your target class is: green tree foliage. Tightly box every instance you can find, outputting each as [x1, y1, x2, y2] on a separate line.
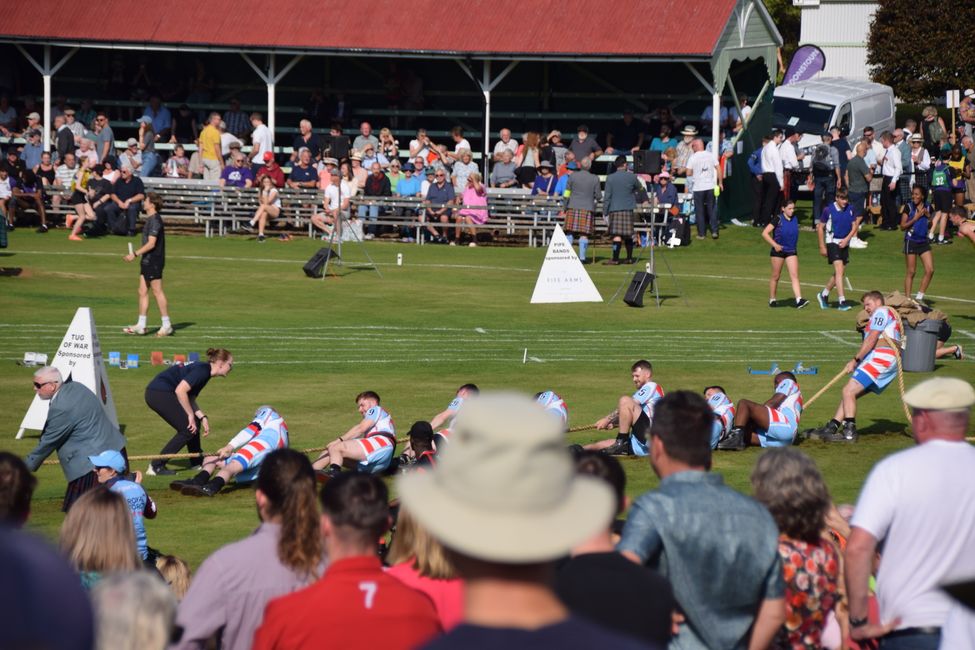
[867, 0, 975, 102]
[763, 0, 800, 82]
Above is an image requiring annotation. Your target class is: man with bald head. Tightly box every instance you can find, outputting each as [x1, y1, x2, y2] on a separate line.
[23, 366, 127, 511]
[845, 377, 975, 648]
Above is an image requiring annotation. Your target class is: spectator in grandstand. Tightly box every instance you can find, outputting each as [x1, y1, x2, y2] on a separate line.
[141, 94, 171, 140]
[687, 138, 722, 239]
[88, 449, 157, 563]
[515, 131, 541, 187]
[54, 115, 73, 162]
[223, 98, 249, 139]
[0, 95, 16, 134]
[0, 452, 36, 527]
[387, 506, 465, 630]
[350, 153, 368, 190]
[446, 126, 472, 163]
[568, 125, 602, 167]
[649, 124, 677, 152]
[399, 392, 649, 649]
[174, 449, 324, 650]
[104, 166, 144, 235]
[135, 117, 158, 178]
[92, 572, 177, 650]
[19, 110, 44, 140]
[86, 164, 114, 236]
[198, 112, 223, 182]
[219, 152, 255, 188]
[620, 391, 785, 649]
[493, 127, 519, 162]
[35, 151, 56, 192]
[60, 487, 141, 590]
[673, 125, 697, 176]
[422, 168, 455, 243]
[317, 156, 337, 188]
[451, 149, 478, 192]
[169, 105, 196, 146]
[76, 137, 98, 167]
[397, 161, 423, 198]
[379, 127, 399, 160]
[287, 148, 318, 190]
[20, 129, 43, 170]
[119, 138, 143, 177]
[254, 473, 440, 649]
[360, 142, 389, 170]
[9, 169, 49, 232]
[454, 171, 488, 246]
[2, 146, 25, 178]
[385, 158, 405, 194]
[218, 122, 241, 160]
[845, 377, 975, 647]
[532, 160, 558, 197]
[606, 110, 644, 155]
[563, 158, 601, 262]
[409, 128, 434, 160]
[361, 162, 391, 239]
[490, 149, 518, 188]
[555, 451, 675, 647]
[910, 133, 931, 191]
[254, 152, 285, 188]
[64, 108, 87, 144]
[353, 121, 379, 153]
[543, 130, 568, 168]
[248, 113, 273, 174]
[751, 449, 839, 649]
[242, 175, 281, 243]
[145, 347, 235, 477]
[290, 119, 322, 163]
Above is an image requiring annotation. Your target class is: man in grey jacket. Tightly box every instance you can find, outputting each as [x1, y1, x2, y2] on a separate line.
[564, 158, 602, 263]
[602, 155, 644, 265]
[24, 366, 126, 511]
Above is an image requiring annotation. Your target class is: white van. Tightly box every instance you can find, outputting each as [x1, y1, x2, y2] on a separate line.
[773, 77, 895, 161]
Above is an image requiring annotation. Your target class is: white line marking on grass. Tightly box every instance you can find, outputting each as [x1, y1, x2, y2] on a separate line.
[529, 357, 544, 363]
[956, 329, 975, 340]
[819, 331, 860, 348]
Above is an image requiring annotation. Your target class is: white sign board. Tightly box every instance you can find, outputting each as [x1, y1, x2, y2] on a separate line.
[16, 307, 118, 439]
[530, 224, 603, 303]
[947, 90, 961, 109]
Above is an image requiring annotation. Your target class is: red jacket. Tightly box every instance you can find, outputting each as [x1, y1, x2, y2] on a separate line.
[256, 163, 285, 188]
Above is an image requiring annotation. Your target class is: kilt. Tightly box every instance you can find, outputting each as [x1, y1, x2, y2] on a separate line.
[62, 471, 99, 512]
[606, 210, 635, 236]
[564, 208, 594, 236]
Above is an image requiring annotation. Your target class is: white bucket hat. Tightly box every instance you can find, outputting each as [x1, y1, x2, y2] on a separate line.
[397, 392, 614, 564]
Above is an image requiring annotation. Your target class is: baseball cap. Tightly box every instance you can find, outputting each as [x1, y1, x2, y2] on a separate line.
[403, 162, 415, 172]
[263, 151, 274, 162]
[903, 377, 975, 411]
[27, 112, 40, 121]
[88, 450, 126, 473]
[137, 115, 152, 125]
[125, 137, 138, 147]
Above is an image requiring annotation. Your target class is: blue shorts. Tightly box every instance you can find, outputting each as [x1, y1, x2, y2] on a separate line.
[228, 436, 279, 484]
[354, 434, 396, 474]
[852, 349, 897, 395]
[710, 420, 723, 449]
[630, 433, 649, 457]
[756, 407, 797, 447]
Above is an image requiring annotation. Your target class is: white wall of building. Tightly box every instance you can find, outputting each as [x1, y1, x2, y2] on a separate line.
[794, 0, 878, 81]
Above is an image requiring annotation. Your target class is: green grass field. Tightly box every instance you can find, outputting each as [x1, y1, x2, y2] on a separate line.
[2, 220, 973, 568]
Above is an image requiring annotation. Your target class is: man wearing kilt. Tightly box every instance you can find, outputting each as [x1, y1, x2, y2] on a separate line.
[563, 158, 602, 263]
[602, 155, 643, 264]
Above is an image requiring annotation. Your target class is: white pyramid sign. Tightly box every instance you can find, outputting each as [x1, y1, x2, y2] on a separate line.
[16, 307, 119, 439]
[530, 224, 603, 303]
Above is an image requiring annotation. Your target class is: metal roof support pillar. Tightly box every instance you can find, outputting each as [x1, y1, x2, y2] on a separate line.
[16, 44, 77, 153]
[242, 53, 303, 146]
[712, 90, 721, 156]
[456, 58, 518, 179]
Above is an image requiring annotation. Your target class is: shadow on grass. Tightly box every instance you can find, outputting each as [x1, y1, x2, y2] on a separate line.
[0, 252, 14, 257]
[0, 267, 23, 277]
[858, 418, 908, 436]
[172, 322, 195, 332]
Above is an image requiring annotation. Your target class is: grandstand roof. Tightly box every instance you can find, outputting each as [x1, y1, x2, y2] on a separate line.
[0, 0, 780, 60]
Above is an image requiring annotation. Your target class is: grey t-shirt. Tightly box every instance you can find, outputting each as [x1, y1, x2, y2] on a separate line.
[569, 137, 601, 162]
[95, 126, 114, 162]
[846, 156, 871, 193]
[490, 161, 517, 186]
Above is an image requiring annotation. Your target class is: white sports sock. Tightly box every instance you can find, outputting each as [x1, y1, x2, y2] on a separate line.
[161, 316, 172, 328]
[838, 295, 846, 303]
[916, 292, 924, 300]
[136, 315, 147, 328]
[821, 289, 830, 298]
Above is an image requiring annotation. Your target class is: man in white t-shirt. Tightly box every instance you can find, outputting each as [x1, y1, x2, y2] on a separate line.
[686, 139, 722, 240]
[493, 128, 518, 161]
[845, 377, 975, 648]
[779, 128, 803, 202]
[446, 126, 472, 162]
[248, 112, 273, 174]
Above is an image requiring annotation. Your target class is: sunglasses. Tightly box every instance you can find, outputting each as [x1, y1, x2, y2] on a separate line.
[33, 381, 54, 389]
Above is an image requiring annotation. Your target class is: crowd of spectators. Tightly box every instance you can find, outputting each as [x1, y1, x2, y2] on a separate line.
[3, 374, 975, 650]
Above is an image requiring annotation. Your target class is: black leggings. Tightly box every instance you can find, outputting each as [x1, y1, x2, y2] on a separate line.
[145, 388, 202, 467]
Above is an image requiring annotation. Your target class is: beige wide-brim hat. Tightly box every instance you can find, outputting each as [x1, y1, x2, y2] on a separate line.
[397, 392, 614, 564]
[904, 377, 975, 411]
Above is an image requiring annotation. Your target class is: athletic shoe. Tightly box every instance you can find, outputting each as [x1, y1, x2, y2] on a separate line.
[810, 420, 839, 441]
[822, 421, 858, 443]
[123, 325, 146, 335]
[695, 235, 705, 240]
[849, 237, 868, 249]
[711, 231, 719, 240]
[837, 301, 852, 311]
[169, 479, 195, 492]
[240, 221, 254, 233]
[257, 234, 266, 243]
[278, 233, 292, 241]
[937, 238, 953, 245]
[954, 345, 964, 360]
[817, 294, 828, 310]
[364, 233, 375, 240]
[716, 427, 745, 451]
[37, 224, 49, 233]
[468, 242, 477, 247]
[731, 218, 748, 227]
[181, 482, 219, 497]
[146, 464, 175, 477]
[602, 436, 632, 456]
[796, 298, 809, 309]
[769, 300, 777, 308]
[155, 325, 173, 338]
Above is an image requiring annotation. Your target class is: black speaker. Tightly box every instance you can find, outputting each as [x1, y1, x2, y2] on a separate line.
[302, 247, 340, 278]
[624, 271, 654, 307]
[633, 150, 662, 175]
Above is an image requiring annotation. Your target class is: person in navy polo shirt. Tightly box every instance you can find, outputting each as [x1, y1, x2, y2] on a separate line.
[900, 185, 935, 304]
[219, 154, 254, 189]
[104, 166, 145, 236]
[815, 189, 857, 311]
[286, 148, 318, 189]
[762, 199, 807, 308]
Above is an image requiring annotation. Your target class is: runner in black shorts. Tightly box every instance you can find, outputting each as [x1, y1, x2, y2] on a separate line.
[122, 192, 173, 337]
[900, 185, 934, 304]
[762, 199, 807, 308]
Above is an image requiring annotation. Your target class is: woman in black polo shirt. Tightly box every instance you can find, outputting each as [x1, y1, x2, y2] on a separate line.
[145, 347, 233, 476]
